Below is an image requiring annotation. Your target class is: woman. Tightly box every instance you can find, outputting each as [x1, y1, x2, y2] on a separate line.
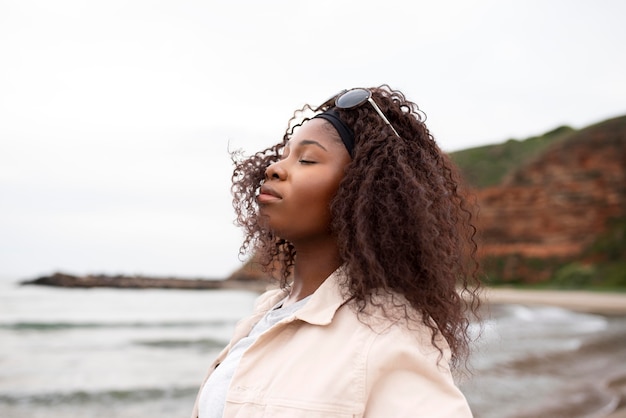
[192, 85, 481, 417]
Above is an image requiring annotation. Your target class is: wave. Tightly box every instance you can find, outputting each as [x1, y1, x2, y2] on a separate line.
[133, 337, 225, 350]
[495, 304, 608, 330]
[0, 386, 198, 406]
[510, 382, 621, 418]
[504, 327, 626, 372]
[0, 319, 234, 331]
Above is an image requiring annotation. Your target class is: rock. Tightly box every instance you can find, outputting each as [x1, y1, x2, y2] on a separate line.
[20, 272, 272, 292]
[473, 115, 626, 283]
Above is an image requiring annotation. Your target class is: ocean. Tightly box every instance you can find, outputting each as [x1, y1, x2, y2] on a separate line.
[1, 280, 625, 418]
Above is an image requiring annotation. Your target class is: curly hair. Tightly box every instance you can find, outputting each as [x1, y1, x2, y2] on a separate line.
[231, 85, 481, 368]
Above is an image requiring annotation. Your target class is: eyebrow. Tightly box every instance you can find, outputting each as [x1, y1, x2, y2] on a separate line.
[292, 139, 328, 151]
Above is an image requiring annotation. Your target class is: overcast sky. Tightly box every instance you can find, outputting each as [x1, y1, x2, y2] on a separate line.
[1, 0, 625, 280]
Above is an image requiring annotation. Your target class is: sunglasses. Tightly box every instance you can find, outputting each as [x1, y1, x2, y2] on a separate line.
[315, 88, 401, 138]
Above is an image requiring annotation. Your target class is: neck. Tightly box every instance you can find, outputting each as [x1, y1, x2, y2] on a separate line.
[284, 238, 342, 307]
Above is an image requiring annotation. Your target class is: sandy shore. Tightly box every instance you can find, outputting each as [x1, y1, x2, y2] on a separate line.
[484, 287, 626, 316]
[608, 409, 626, 418]
[484, 287, 626, 417]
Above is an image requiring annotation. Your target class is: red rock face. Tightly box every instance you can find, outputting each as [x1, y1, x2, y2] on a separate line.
[475, 116, 626, 261]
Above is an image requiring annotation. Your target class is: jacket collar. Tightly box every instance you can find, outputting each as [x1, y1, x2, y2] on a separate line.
[293, 267, 349, 326]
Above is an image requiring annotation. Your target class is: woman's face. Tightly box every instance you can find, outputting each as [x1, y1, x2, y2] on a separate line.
[258, 118, 351, 244]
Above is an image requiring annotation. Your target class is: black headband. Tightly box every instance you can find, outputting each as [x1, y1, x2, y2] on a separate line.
[312, 108, 355, 157]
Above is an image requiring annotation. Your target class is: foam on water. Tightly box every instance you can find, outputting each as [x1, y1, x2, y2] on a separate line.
[462, 302, 626, 418]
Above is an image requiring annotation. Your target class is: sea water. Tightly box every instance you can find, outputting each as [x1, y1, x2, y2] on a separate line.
[1, 280, 625, 418]
[461, 304, 626, 417]
[0, 280, 258, 418]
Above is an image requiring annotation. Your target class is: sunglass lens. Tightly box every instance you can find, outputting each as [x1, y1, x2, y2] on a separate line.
[335, 88, 370, 109]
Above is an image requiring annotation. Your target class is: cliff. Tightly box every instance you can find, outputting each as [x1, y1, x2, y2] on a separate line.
[454, 115, 626, 286]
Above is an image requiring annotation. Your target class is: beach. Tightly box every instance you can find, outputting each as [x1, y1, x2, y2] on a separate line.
[2, 281, 626, 418]
[482, 287, 626, 418]
[485, 287, 626, 316]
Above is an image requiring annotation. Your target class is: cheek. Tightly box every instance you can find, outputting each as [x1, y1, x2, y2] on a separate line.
[301, 177, 342, 210]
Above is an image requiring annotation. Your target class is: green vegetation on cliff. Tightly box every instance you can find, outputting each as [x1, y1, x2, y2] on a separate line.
[483, 216, 626, 290]
[571, 216, 626, 289]
[450, 125, 574, 188]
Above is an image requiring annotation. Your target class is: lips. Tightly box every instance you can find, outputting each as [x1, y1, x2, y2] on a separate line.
[258, 184, 282, 203]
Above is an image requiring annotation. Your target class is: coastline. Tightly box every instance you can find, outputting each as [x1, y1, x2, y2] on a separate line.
[484, 287, 626, 316]
[18, 272, 273, 293]
[8, 278, 626, 417]
[484, 287, 626, 418]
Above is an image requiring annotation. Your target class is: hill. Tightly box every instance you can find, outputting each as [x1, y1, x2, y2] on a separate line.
[450, 125, 575, 188]
[452, 115, 626, 288]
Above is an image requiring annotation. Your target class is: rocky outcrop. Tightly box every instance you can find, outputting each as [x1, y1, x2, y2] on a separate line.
[473, 116, 626, 282]
[476, 116, 625, 257]
[21, 272, 272, 292]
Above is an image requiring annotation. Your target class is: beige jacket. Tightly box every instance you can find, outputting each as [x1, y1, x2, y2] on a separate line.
[191, 269, 473, 417]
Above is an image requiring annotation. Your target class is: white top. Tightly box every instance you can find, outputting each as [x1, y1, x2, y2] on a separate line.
[198, 295, 311, 418]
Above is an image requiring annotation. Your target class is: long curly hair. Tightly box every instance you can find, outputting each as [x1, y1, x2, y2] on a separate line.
[231, 85, 481, 368]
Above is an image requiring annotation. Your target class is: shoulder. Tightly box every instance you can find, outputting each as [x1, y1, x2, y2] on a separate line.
[340, 292, 451, 362]
[355, 298, 470, 416]
[329, 295, 468, 416]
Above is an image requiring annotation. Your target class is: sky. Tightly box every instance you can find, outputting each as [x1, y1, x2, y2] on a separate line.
[1, 0, 625, 280]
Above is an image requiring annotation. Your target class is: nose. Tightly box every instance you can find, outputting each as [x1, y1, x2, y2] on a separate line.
[265, 160, 287, 181]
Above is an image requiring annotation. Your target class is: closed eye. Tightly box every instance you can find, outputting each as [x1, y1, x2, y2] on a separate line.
[298, 159, 316, 164]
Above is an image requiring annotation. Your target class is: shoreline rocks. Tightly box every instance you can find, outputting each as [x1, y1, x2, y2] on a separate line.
[20, 272, 272, 293]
